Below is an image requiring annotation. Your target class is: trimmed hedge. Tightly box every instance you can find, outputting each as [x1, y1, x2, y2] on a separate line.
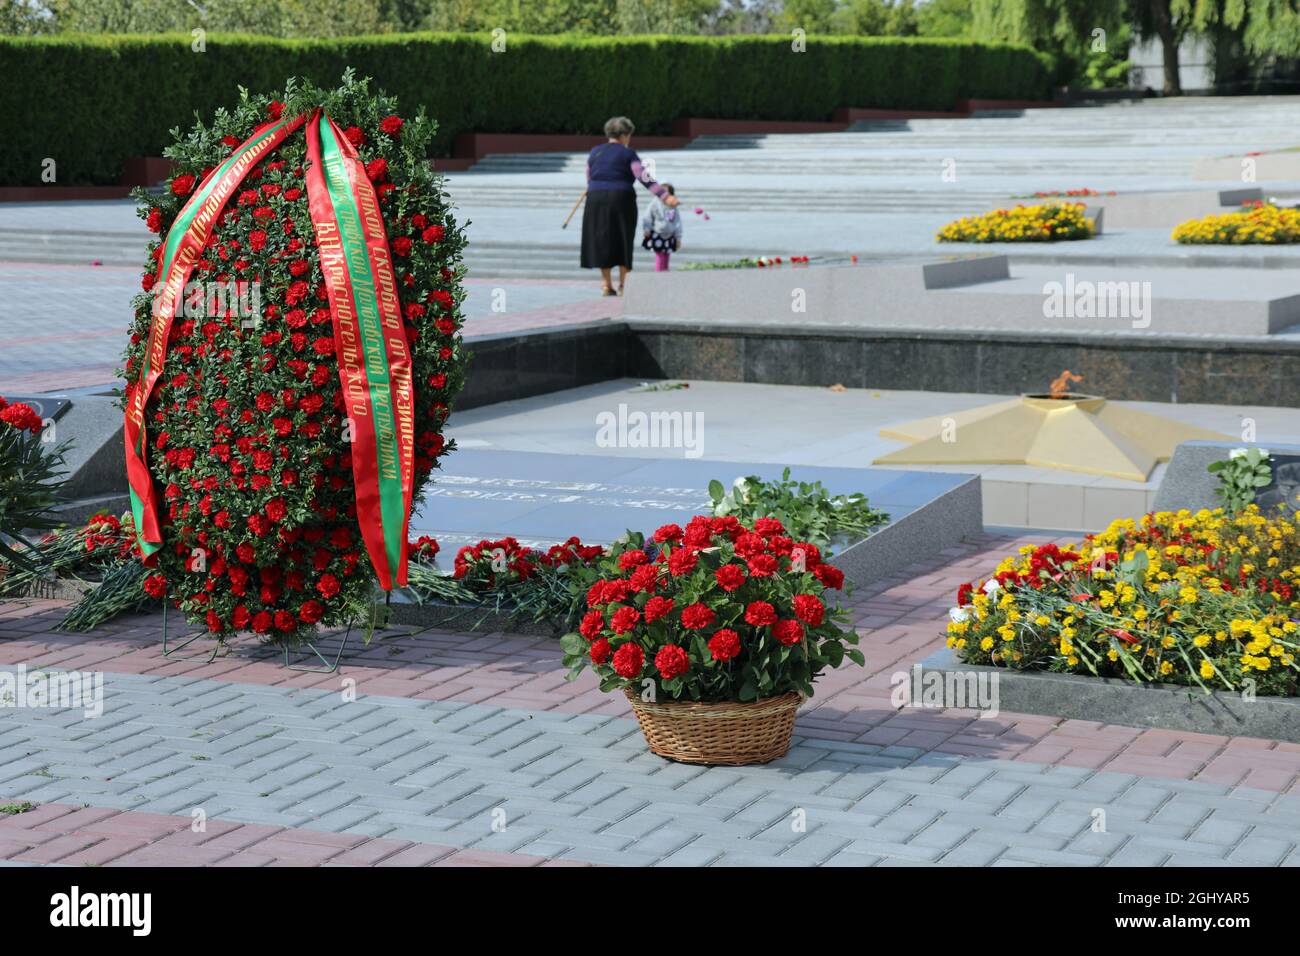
[0, 33, 1051, 186]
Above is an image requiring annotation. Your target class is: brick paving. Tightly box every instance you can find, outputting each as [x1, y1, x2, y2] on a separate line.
[2, 533, 1299, 866]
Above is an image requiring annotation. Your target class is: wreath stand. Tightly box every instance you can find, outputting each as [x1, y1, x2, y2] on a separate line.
[158, 594, 391, 673]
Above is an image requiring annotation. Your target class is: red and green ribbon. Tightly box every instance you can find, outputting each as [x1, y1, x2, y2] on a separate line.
[126, 109, 416, 591]
[304, 110, 415, 590]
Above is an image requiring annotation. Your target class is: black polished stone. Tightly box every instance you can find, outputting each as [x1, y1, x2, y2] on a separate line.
[454, 322, 1300, 411]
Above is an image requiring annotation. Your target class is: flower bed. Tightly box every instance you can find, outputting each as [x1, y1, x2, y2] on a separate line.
[937, 203, 1094, 243]
[1171, 202, 1300, 244]
[948, 507, 1300, 697]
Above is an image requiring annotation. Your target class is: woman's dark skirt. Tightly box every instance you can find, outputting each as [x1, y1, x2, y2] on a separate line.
[581, 188, 637, 269]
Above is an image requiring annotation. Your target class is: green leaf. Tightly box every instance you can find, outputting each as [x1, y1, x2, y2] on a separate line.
[707, 479, 725, 504]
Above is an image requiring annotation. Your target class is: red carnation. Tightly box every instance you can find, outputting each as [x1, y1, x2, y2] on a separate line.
[612, 643, 644, 679]
[747, 553, 778, 578]
[299, 600, 324, 624]
[653, 523, 683, 543]
[618, 549, 649, 571]
[773, 619, 805, 646]
[274, 610, 296, 632]
[814, 564, 845, 590]
[251, 611, 274, 634]
[391, 236, 412, 257]
[146, 207, 162, 233]
[0, 402, 43, 433]
[343, 126, 366, 147]
[667, 548, 697, 576]
[715, 564, 746, 591]
[317, 573, 341, 599]
[655, 645, 689, 681]
[680, 602, 715, 630]
[793, 594, 825, 626]
[422, 225, 445, 243]
[744, 601, 777, 627]
[579, 609, 605, 641]
[590, 638, 612, 665]
[365, 158, 388, 182]
[610, 606, 640, 634]
[380, 115, 404, 136]
[629, 564, 659, 593]
[143, 574, 167, 599]
[708, 629, 741, 661]
[170, 173, 196, 196]
[267, 100, 285, 120]
[643, 594, 674, 623]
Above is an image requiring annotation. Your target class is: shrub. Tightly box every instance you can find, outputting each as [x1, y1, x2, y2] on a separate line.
[949, 508, 1300, 696]
[0, 33, 1051, 185]
[561, 515, 861, 701]
[1208, 447, 1273, 514]
[937, 202, 1094, 243]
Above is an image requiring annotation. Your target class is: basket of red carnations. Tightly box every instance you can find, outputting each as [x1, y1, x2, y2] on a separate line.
[560, 515, 863, 765]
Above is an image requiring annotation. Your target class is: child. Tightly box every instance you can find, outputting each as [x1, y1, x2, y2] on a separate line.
[642, 183, 682, 272]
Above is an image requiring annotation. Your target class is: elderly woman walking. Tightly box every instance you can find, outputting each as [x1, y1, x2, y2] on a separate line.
[581, 116, 679, 296]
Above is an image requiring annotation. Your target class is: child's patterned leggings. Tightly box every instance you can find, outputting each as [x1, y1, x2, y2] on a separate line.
[654, 251, 671, 272]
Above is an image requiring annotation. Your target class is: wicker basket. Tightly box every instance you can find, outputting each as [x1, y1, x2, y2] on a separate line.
[623, 689, 802, 766]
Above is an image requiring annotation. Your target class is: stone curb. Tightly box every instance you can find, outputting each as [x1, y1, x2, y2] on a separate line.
[921, 646, 1300, 743]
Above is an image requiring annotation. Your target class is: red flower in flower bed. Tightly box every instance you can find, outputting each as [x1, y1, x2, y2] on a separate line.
[124, 79, 467, 644]
[0, 401, 42, 434]
[560, 517, 863, 700]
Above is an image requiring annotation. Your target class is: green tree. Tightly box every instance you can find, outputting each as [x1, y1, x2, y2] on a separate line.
[916, 0, 973, 37]
[777, 0, 838, 31]
[972, 0, 1135, 88]
[616, 0, 720, 34]
[830, 0, 918, 35]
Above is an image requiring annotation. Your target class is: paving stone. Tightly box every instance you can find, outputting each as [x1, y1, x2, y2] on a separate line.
[4, 577, 1300, 869]
[1226, 835, 1293, 865]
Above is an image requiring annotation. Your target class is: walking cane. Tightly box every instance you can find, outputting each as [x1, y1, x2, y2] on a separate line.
[561, 190, 587, 229]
